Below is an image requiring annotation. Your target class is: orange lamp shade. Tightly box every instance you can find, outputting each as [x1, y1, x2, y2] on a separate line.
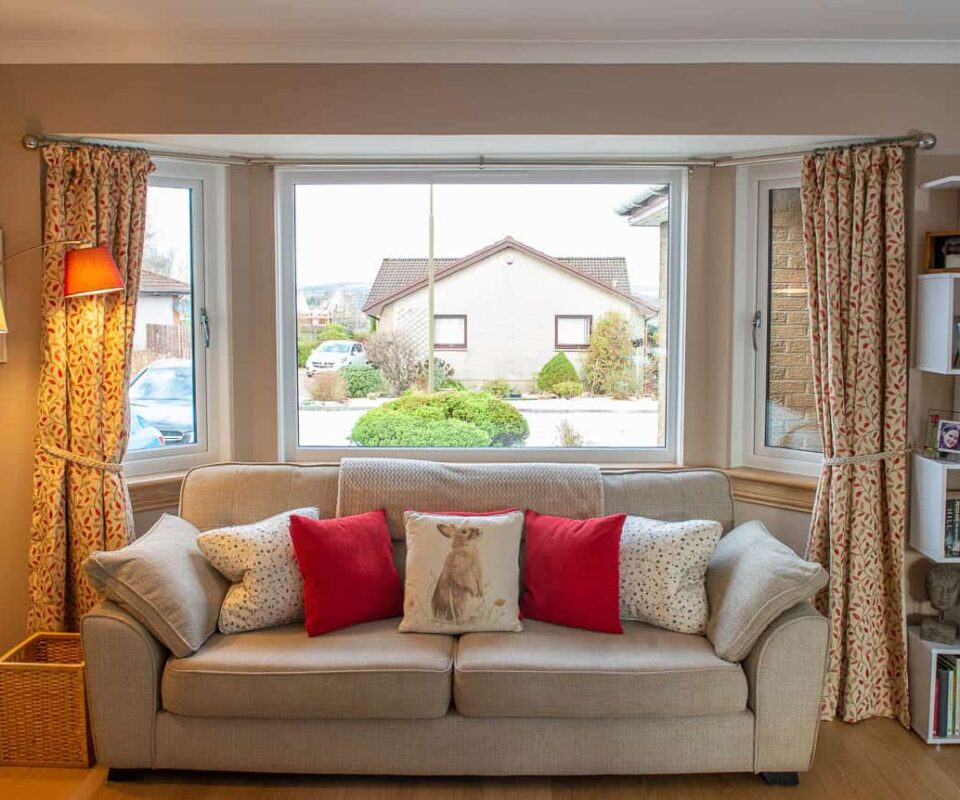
[64, 246, 124, 297]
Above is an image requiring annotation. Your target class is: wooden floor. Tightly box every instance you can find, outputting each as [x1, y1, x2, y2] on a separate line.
[1, 719, 957, 800]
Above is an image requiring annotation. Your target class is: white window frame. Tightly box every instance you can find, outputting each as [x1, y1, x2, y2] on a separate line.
[731, 161, 821, 476]
[124, 159, 231, 476]
[276, 167, 686, 464]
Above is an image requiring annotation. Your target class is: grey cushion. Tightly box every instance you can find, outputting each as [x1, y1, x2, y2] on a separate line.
[162, 618, 455, 720]
[454, 619, 747, 718]
[84, 514, 228, 657]
[706, 520, 829, 662]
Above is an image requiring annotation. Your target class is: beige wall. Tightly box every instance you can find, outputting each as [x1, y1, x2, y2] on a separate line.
[0, 63, 958, 650]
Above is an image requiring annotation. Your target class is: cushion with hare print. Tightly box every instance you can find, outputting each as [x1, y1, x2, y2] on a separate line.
[399, 509, 523, 634]
[619, 515, 723, 634]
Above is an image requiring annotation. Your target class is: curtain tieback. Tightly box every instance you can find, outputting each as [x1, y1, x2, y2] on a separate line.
[822, 448, 914, 467]
[39, 443, 123, 474]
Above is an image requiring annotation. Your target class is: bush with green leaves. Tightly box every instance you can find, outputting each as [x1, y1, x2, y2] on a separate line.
[440, 379, 466, 391]
[350, 391, 528, 448]
[413, 356, 455, 391]
[583, 311, 635, 396]
[339, 364, 382, 398]
[482, 378, 511, 398]
[553, 380, 583, 399]
[317, 323, 352, 342]
[536, 352, 579, 393]
[297, 338, 317, 368]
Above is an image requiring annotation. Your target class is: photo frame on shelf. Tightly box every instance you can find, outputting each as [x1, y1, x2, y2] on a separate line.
[925, 230, 960, 272]
[927, 411, 960, 462]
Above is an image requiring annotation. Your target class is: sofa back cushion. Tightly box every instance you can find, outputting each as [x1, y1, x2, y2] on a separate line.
[180, 462, 735, 583]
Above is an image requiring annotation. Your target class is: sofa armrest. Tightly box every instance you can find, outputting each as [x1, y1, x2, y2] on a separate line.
[81, 600, 167, 768]
[743, 602, 828, 773]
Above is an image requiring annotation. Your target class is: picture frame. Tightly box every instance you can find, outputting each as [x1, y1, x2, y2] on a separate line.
[924, 230, 960, 272]
[937, 419, 960, 455]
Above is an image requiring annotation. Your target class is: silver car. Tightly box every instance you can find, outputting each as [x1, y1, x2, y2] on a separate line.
[305, 340, 367, 377]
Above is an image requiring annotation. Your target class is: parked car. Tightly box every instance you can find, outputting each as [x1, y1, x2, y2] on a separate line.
[129, 358, 196, 446]
[128, 413, 165, 450]
[305, 340, 367, 377]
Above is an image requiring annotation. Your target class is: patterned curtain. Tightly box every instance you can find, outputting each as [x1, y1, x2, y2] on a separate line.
[27, 143, 155, 633]
[801, 145, 909, 725]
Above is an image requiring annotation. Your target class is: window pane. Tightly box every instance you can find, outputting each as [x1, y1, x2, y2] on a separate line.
[129, 185, 197, 451]
[294, 182, 670, 449]
[765, 187, 821, 453]
[435, 316, 465, 347]
[557, 316, 591, 347]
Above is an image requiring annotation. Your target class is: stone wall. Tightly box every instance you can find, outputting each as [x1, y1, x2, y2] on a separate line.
[766, 188, 822, 452]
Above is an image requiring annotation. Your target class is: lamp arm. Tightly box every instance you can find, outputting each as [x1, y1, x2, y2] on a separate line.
[0, 239, 88, 268]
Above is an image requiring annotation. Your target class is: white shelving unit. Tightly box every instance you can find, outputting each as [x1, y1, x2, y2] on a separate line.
[917, 274, 960, 374]
[909, 627, 960, 744]
[911, 454, 960, 563]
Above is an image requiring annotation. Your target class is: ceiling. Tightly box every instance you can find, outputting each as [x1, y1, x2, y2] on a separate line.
[86, 134, 869, 161]
[1, 1, 959, 64]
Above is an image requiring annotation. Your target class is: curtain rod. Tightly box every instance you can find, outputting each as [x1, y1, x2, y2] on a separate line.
[22, 132, 937, 170]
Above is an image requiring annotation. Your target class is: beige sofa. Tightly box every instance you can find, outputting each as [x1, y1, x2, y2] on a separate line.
[82, 463, 828, 785]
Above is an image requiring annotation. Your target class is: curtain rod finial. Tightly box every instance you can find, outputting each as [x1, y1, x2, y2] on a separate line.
[916, 132, 937, 151]
[22, 134, 40, 150]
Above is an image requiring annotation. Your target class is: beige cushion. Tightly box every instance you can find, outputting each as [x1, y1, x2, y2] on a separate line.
[454, 619, 747, 718]
[706, 520, 829, 662]
[400, 510, 523, 634]
[196, 507, 319, 633]
[162, 618, 455, 720]
[619, 516, 723, 634]
[84, 514, 229, 657]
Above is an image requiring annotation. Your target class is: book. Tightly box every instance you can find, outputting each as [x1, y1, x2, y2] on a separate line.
[938, 662, 950, 737]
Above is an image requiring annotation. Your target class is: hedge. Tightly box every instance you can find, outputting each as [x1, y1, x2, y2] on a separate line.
[553, 380, 583, 399]
[339, 364, 382, 398]
[350, 391, 529, 448]
[537, 353, 579, 392]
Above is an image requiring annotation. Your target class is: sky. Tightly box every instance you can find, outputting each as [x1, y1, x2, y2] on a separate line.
[144, 185, 193, 283]
[293, 183, 664, 297]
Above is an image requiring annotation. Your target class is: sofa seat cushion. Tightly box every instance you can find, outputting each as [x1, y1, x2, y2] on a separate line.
[162, 618, 454, 720]
[454, 619, 747, 718]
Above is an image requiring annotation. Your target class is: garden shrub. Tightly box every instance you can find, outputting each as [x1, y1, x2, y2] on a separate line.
[482, 378, 511, 398]
[339, 364, 382, 398]
[440, 379, 466, 391]
[309, 372, 348, 403]
[350, 391, 528, 447]
[317, 323, 352, 342]
[583, 311, 634, 396]
[365, 330, 420, 394]
[297, 338, 317, 369]
[555, 420, 584, 447]
[553, 380, 583, 399]
[413, 357, 455, 391]
[537, 353, 579, 393]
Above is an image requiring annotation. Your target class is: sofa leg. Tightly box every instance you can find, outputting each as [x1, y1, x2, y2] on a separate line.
[760, 771, 799, 786]
[107, 768, 144, 782]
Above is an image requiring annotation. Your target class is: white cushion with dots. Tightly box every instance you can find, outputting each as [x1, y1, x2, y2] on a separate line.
[619, 515, 723, 634]
[197, 508, 319, 634]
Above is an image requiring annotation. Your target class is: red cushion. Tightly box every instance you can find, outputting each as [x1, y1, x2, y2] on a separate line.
[520, 510, 625, 634]
[289, 510, 402, 636]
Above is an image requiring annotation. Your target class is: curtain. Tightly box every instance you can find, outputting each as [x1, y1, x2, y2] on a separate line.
[801, 145, 909, 725]
[27, 143, 155, 633]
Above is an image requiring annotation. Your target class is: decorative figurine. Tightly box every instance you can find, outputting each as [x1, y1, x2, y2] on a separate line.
[922, 564, 960, 644]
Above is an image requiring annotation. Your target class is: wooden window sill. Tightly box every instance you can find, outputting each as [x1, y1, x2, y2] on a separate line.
[128, 472, 185, 513]
[722, 467, 818, 513]
[126, 465, 818, 515]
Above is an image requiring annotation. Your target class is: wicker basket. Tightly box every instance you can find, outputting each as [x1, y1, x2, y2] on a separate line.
[0, 632, 93, 768]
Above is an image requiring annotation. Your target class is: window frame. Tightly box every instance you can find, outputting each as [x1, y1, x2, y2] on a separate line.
[731, 161, 822, 476]
[276, 167, 686, 464]
[123, 159, 231, 477]
[555, 314, 593, 350]
[433, 314, 467, 350]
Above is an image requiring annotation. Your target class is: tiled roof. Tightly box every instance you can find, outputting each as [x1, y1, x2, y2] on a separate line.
[363, 237, 648, 314]
[139, 269, 191, 295]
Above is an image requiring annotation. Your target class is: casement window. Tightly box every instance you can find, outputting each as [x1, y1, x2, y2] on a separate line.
[124, 160, 230, 476]
[555, 315, 592, 349]
[434, 315, 467, 349]
[277, 168, 685, 463]
[731, 162, 822, 475]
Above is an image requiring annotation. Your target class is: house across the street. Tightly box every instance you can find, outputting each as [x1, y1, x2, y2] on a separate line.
[362, 236, 658, 388]
[134, 269, 191, 352]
